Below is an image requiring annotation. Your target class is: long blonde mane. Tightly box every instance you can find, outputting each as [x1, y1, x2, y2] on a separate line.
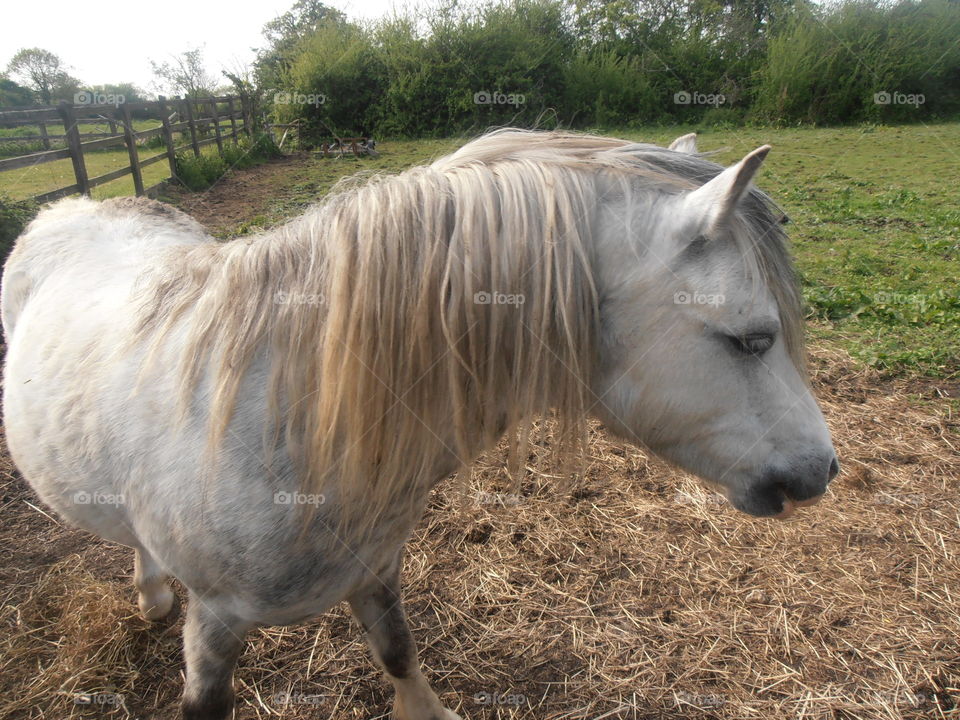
[135, 129, 802, 534]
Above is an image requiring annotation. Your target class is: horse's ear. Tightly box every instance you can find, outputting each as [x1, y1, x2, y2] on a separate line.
[668, 133, 698, 153]
[684, 145, 770, 234]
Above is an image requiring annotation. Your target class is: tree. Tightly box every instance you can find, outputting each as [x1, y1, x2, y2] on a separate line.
[6, 48, 82, 104]
[263, 0, 347, 47]
[150, 47, 216, 98]
[222, 68, 261, 133]
[49, 74, 83, 104]
[257, 0, 347, 87]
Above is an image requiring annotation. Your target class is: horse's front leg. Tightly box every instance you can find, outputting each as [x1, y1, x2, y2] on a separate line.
[181, 592, 253, 720]
[348, 554, 461, 720]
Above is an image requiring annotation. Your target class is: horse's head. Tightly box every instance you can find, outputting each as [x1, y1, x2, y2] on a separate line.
[591, 134, 838, 519]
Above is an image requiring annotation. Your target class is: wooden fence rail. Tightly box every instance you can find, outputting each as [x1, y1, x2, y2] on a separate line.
[0, 95, 256, 203]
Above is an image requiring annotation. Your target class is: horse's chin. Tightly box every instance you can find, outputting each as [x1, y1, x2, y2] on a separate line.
[774, 494, 825, 519]
[725, 484, 825, 520]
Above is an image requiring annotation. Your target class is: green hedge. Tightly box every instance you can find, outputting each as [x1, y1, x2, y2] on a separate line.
[175, 134, 282, 191]
[263, 0, 960, 138]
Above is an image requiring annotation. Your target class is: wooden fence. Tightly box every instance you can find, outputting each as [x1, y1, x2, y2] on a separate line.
[0, 95, 254, 203]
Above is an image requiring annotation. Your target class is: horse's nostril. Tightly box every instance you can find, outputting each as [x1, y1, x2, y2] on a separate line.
[828, 457, 840, 482]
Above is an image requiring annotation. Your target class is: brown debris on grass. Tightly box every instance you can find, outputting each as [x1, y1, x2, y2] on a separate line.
[0, 346, 958, 719]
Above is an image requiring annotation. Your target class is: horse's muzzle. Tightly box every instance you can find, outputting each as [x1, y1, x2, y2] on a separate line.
[732, 454, 839, 519]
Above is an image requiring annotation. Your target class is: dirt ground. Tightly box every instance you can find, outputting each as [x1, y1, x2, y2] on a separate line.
[1, 156, 958, 720]
[159, 154, 307, 235]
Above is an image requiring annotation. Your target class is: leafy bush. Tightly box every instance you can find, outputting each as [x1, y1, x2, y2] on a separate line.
[175, 133, 281, 191]
[0, 193, 38, 264]
[141, 134, 167, 150]
[275, 0, 574, 141]
[754, 0, 960, 124]
[563, 50, 658, 128]
[279, 20, 386, 142]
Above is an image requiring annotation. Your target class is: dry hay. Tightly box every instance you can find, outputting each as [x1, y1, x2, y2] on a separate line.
[0, 345, 958, 719]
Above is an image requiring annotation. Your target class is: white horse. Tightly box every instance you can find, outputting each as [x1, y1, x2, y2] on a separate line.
[1, 129, 838, 720]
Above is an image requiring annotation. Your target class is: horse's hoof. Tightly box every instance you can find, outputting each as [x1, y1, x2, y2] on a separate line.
[182, 685, 235, 720]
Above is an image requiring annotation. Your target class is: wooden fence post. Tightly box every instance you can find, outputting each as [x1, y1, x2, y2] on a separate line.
[158, 96, 178, 184]
[184, 99, 200, 157]
[120, 103, 144, 196]
[227, 98, 238, 143]
[57, 101, 89, 195]
[38, 121, 50, 150]
[210, 98, 223, 154]
[240, 95, 253, 137]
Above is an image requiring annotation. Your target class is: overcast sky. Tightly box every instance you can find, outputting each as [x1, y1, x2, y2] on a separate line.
[0, 0, 414, 93]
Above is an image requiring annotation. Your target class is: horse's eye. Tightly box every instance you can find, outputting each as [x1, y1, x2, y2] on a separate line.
[727, 333, 775, 356]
